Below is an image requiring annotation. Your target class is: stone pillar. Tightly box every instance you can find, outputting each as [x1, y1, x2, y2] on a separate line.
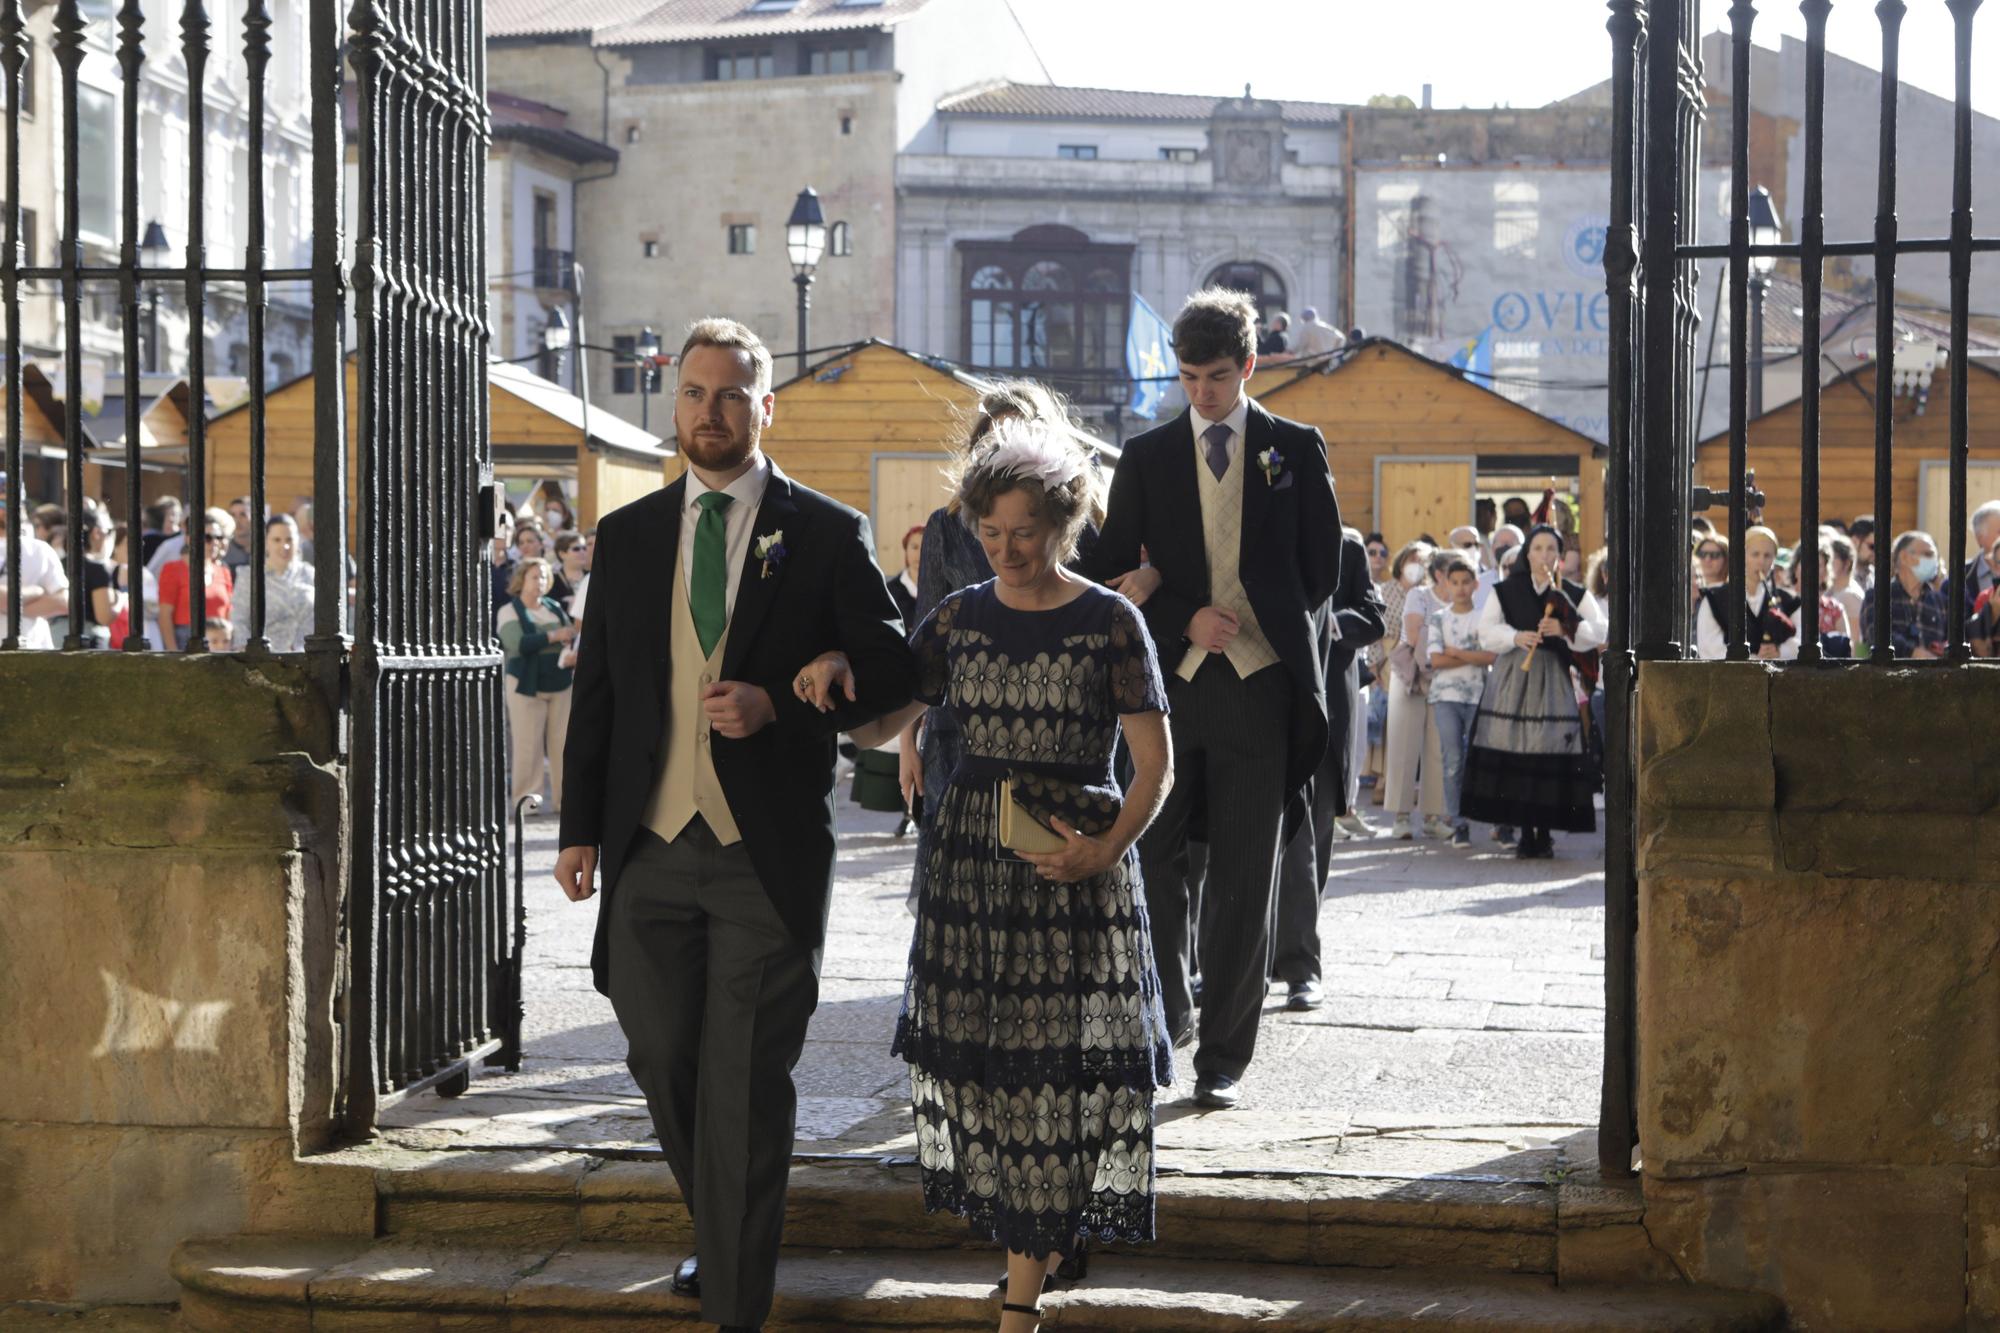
[1636, 661, 2000, 1327]
[0, 653, 370, 1305]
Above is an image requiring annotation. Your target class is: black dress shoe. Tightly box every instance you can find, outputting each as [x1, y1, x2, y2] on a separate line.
[1193, 1074, 1241, 1109]
[1286, 980, 1323, 1011]
[670, 1254, 699, 1298]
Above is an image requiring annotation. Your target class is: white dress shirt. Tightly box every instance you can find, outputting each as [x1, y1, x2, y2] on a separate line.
[1694, 584, 1800, 661]
[1189, 395, 1252, 472]
[1476, 576, 1608, 655]
[679, 453, 772, 622]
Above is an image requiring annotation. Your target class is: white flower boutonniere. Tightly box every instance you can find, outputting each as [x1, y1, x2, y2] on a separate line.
[1257, 447, 1285, 487]
[754, 530, 788, 580]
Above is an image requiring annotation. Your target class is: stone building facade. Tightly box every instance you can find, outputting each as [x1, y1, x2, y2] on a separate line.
[2, 0, 317, 407]
[894, 83, 1344, 429]
[484, 0, 1046, 423]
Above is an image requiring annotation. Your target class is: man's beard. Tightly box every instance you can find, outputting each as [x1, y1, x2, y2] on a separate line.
[682, 427, 753, 472]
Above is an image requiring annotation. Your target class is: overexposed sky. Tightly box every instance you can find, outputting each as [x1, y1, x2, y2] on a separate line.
[1006, 0, 2000, 117]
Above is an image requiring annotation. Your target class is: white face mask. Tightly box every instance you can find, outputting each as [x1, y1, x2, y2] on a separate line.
[544, 508, 565, 530]
[1402, 561, 1425, 586]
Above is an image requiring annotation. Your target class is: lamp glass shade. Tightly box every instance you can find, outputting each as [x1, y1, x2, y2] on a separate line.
[541, 307, 571, 352]
[786, 187, 827, 274]
[636, 327, 661, 361]
[140, 219, 170, 255]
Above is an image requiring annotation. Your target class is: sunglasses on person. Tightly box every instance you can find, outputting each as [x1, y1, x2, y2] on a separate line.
[1697, 546, 1725, 560]
[1367, 546, 1388, 559]
[204, 531, 227, 545]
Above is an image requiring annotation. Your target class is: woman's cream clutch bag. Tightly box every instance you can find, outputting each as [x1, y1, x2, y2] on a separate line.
[997, 779, 1068, 855]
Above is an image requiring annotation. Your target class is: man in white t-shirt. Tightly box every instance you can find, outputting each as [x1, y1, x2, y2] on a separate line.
[0, 500, 72, 649]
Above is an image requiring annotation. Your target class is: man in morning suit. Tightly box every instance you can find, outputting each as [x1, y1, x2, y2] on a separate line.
[1082, 288, 1342, 1108]
[1272, 526, 1386, 1009]
[553, 320, 916, 1332]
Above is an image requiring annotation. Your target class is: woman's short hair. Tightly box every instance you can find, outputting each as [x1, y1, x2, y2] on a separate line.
[554, 531, 586, 556]
[952, 418, 1097, 564]
[1586, 547, 1612, 600]
[1820, 529, 1855, 568]
[203, 505, 236, 541]
[1430, 548, 1476, 580]
[1388, 540, 1433, 578]
[507, 556, 552, 598]
[266, 513, 299, 536]
[1694, 529, 1729, 555]
[903, 524, 925, 545]
[514, 524, 544, 549]
[1172, 288, 1259, 367]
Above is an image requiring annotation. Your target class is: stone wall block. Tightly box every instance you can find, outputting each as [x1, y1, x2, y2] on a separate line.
[1636, 662, 1774, 817]
[1640, 874, 2000, 1169]
[0, 849, 297, 1129]
[1771, 665, 1998, 816]
[1643, 1168, 1967, 1330]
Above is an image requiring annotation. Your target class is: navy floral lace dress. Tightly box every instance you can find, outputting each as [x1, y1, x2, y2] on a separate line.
[892, 578, 1174, 1259]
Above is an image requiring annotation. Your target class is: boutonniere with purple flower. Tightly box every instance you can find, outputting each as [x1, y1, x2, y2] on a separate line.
[754, 530, 787, 580]
[1256, 446, 1285, 487]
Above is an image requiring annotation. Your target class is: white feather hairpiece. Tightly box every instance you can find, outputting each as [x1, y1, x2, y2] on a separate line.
[972, 417, 1088, 490]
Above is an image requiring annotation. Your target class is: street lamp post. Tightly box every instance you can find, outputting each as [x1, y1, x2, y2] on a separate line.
[636, 326, 661, 431]
[1746, 185, 1782, 419]
[786, 187, 828, 378]
[141, 219, 170, 372]
[541, 305, 572, 385]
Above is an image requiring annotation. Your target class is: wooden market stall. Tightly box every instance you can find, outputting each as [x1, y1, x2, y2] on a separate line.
[81, 378, 205, 509]
[205, 358, 672, 538]
[0, 364, 97, 505]
[1694, 356, 2000, 544]
[1252, 338, 1607, 554]
[758, 340, 990, 573]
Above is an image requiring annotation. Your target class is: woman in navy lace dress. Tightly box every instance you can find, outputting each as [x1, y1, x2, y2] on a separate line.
[798, 419, 1173, 1333]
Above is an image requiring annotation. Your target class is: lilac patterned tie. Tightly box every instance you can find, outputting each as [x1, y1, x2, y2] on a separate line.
[1202, 422, 1232, 481]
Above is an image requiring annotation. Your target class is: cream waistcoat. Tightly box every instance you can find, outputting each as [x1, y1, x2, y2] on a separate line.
[642, 569, 741, 845]
[1176, 439, 1280, 681]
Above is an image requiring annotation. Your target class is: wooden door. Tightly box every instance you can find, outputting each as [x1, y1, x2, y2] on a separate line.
[872, 453, 953, 574]
[1918, 460, 2000, 549]
[1375, 457, 1476, 552]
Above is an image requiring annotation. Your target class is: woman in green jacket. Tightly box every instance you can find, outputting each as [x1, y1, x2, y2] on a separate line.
[498, 556, 576, 814]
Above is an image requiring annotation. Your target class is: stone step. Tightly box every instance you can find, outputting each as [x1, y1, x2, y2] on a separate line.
[364, 1150, 1565, 1275]
[171, 1234, 1786, 1332]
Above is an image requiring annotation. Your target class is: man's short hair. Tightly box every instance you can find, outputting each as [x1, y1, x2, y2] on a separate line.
[1430, 548, 1475, 579]
[1172, 288, 1258, 367]
[680, 317, 773, 398]
[1972, 500, 2000, 540]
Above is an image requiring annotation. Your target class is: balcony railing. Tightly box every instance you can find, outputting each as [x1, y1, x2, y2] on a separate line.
[532, 247, 574, 292]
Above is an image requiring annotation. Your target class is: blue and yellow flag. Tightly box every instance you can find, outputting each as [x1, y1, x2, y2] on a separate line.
[1125, 293, 1178, 419]
[1448, 326, 1494, 385]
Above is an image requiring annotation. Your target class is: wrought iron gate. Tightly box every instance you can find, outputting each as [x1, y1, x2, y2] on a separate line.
[0, 0, 513, 1132]
[1605, 0, 1994, 1178]
[343, 0, 516, 1130]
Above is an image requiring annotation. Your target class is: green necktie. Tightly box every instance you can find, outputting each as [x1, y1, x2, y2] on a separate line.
[690, 491, 733, 658]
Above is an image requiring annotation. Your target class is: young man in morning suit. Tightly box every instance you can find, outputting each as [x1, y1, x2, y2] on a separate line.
[554, 320, 916, 1332]
[1082, 289, 1343, 1109]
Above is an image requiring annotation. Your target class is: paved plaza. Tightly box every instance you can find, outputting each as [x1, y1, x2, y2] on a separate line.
[381, 788, 1608, 1180]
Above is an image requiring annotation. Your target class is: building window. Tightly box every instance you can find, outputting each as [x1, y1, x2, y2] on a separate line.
[270, 351, 295, 386]
[840, 114, 853, 135]
[828, 221, 851, 257]
[76, 84, 116, 241]
[960, 224, 1132, 405]
[748, 0, 798, 10]
[807, 45, 869, 75]
[624, 124, 641, 144]
[1204, 260, 1289, 328]
[709, 49, 775, 81]
[1159, 147, 1199, 163]
[612, 333, 636, 395]
[1056, 144, 1098, 161]
[1493, 180, 1540, 258]
[728, 223, 756, 255]
[642, 239, 659, 258]
[13, 207, 36, 266]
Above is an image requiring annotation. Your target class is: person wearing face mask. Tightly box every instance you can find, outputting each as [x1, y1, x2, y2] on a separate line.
[1476, 524, 1522, 611]
[543, 493, 576, 536]
[1379, 541, 1447, 839]
[1870, 529, 1950, 660]
[1460, 525, 1607, 860]
[1694, 526, 1798, 661]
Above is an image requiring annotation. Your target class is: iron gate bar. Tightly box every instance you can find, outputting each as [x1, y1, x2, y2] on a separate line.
[1726, 0, 1755, 661]
[1, 1, 18, 651]
[117, 0, 145, 651]
[1600, 0, 1645, 1179]
[1870, 2, 1904, 660]
[1676, 238, 2000, 257]
[1946, 0, 1981, 660]
[181, 0, 210, 653]
[307, 0, 347, 657]
[245, 0, 271, 649]
[55, 1, 87, 650]
[12, 266, 318, 280]
[1797, 0, 1830, 665]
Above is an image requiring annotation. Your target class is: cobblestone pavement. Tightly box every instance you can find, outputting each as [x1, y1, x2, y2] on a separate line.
[380, 790, 1607, 1179]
